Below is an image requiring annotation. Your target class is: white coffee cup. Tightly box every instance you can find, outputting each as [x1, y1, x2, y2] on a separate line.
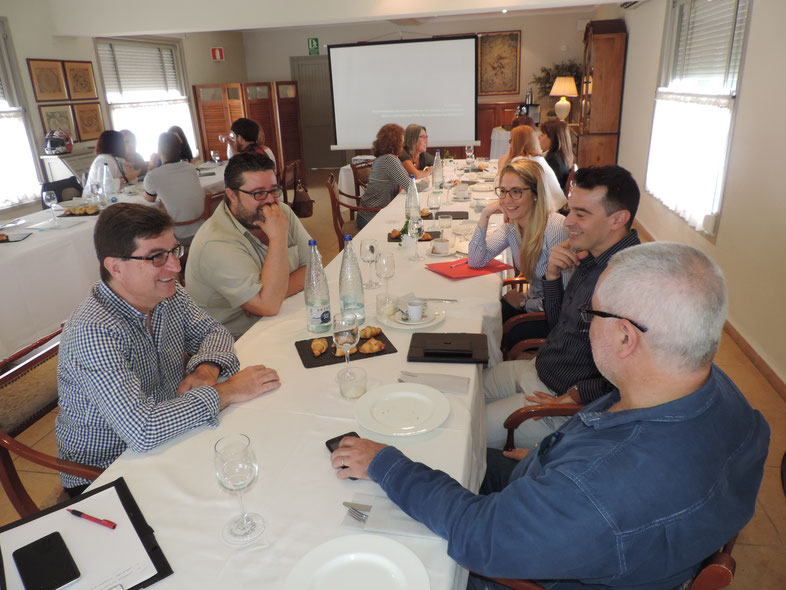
[432, 238, 450, 255]
[407, 300, 426, 322]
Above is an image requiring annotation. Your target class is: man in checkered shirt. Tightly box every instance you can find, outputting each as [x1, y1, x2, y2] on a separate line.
[55, 203, 281, 496]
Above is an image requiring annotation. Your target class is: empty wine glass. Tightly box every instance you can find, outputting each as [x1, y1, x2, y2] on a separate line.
[218, 134, 227, 143]
[426, 193, 441, 230]
[375, 251, 396, 297]
[359, 239, 380, 289]
[42, 191, 59, 227]
[465, 145, 476, 170]
[408, 217, 425, 261]
[333, 312, 359, 375]
[214, 433, 265, 545]
[210, 150, 220, 165]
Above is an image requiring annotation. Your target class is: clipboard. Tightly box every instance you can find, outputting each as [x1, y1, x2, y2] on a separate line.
[0, 477, 172, 590]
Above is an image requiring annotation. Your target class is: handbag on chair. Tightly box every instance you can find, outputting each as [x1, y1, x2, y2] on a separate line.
[291, 179, 314, 218]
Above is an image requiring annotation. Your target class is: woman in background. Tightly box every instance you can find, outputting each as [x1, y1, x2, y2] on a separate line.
[168, 125, 194, 162]
[357, 123, 411, 229]
[539, 118, 574, 192]
[497, 125, 565, 210]
[399, 124, 433, 179]
[83, 130, 138, 199]
[120, 129, 147, 179]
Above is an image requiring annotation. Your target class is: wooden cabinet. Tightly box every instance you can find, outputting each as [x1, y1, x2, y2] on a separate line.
[193, 81, 304, 169]
[576, 19, 627, 167]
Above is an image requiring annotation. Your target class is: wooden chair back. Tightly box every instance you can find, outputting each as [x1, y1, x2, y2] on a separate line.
[325, 173, 380, 251]
[350, 159, 374, 196]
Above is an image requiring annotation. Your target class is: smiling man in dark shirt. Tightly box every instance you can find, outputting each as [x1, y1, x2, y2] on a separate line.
[484, 165, 641, 450]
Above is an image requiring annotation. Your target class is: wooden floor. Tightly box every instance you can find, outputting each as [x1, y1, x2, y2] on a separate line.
[2, 170, 785, 588]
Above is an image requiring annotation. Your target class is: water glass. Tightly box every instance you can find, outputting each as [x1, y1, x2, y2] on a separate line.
[210, 150, 220, 165]
[333, 312, 359, 373]
[359, 239, 380, 289]
[337, 366, 367, 399]
[42, 191, 59, 226]
[426, 193, 441, 230]
[407, 218, 425, 261]
[465, 145, 476, 169]
[375, 251, 396, 296]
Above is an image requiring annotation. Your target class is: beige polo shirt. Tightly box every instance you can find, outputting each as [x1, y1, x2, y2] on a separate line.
[185, 200, 311, 338]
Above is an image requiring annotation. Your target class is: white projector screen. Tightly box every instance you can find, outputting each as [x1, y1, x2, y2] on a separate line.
[328, 37, 477, 150]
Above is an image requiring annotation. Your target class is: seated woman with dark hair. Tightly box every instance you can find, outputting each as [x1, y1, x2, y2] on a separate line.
[399, 124, 433, 180]
[143, 132, 204, 246]
[120, 129, 148, 180]
[357, 123, 412, 230]
[168, 125, 194, 162]
[83, 130, 139, 199]
[539, 118, 574, 192]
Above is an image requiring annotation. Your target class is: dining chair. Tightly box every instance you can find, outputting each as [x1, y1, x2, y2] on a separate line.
[475, 403, 739, 590]
[0, 328, 103, 518]
[325, 173, 380, 251]
[499, 276, 550, 361]
[40, 176, 83, 209]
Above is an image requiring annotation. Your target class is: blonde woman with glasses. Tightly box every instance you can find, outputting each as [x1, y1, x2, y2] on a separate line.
[468, 159, 568, 342]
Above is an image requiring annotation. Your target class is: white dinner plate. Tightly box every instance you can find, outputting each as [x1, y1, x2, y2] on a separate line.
[285, 534, 429, 590]
[354, 383, 451, 437]
[471, 182, 495, 192]
[377, 308, 445, 331]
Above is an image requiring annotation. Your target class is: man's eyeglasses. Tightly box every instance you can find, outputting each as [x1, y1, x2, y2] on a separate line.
[494, 186, 534, 201]
[577, 304, 648, 333]
[122, 244, 184, 268]
[231, 186, 283, 201]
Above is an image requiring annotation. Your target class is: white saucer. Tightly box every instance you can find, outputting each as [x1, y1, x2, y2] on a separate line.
[428, 249, 455, 257]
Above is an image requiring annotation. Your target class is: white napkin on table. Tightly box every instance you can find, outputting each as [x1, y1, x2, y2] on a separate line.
[398, 371, 470, 395]
[341, 493, 438, 540]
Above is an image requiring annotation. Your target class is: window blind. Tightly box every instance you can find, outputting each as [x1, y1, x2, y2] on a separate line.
[97, 40, 183, 103]
[668, 0, 749, 94]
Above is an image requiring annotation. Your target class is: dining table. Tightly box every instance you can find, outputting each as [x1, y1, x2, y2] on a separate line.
[0, 163, 226, 360]
[81, 170, 513, 589]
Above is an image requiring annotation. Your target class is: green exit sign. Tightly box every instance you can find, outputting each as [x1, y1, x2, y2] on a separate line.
[307, 38, 319, 56]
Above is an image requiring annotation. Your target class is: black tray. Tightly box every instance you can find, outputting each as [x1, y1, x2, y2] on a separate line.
[387, 230, 441, 243]
[295, 330, 398, 368]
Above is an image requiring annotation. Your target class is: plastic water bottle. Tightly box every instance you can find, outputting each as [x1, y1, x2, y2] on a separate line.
[405, 175, 421, 221]
[432, 149, 443, 193]
[100, 163, 114, 208]
[338, 235, 365, 325]
[304, 240, 331, 333]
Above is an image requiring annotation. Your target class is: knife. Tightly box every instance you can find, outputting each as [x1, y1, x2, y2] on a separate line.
[343, 501, 372, 513]
[418, 297, 458, 303]
[0, 218, 25, 230]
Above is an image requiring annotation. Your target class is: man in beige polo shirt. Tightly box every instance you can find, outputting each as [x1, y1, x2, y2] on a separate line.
[185, 153, 310, 338]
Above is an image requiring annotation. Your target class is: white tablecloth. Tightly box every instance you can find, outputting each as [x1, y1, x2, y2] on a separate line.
[490, 127, 511, 160]
[85, 188, 508, 589]
[338, 163, 358, 206]
[0, 167, 225, 360]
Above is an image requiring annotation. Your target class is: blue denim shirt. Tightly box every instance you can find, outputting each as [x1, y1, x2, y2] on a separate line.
[369, 365, 769, 589]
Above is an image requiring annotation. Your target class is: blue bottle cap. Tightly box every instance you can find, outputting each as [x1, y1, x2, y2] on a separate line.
[410, 174, 415, 179]
[343, 235, 352, 242]
[308, 239, 317, 246]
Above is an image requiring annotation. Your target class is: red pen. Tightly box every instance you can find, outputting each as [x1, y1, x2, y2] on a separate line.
[67, 508, 117, 530]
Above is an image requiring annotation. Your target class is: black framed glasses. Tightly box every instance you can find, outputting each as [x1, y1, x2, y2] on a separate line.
[494, 186, 534, 201]
[122, 244, 184, 267]
[578, 304, 648, 333]
[231, 186, 283, 201]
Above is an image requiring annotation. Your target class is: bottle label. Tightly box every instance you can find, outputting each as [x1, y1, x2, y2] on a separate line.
[308, 305, 330, 327]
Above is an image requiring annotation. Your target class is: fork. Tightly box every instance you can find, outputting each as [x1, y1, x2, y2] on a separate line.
[347, 505, 368, 522]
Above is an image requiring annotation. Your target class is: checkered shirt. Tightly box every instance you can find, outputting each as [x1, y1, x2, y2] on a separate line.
[56, 281, 239, 488]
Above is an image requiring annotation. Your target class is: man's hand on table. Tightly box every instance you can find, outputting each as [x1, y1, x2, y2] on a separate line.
[330, 436, 387, 480]
[544, 240, 588, 281]
[177, 362, 221, 395]
[214, 364, 281, 410]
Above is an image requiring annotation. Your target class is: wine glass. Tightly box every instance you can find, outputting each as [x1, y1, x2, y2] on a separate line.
[214, 434, 265, 545]
[218, 134, 227, 144]
[375, 251, 396, 297]
[210, 150, 220, 166]
[407, 217, 425, 261]
[42, 191, 59, 227]
[333, 312, 359, 375]
[359, 239, 380, 289]
[465, 145, 476, 170]
[426, 193, 441, 230]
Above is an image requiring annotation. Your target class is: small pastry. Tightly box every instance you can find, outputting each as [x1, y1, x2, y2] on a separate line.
[421, 232, 433, 241]
[359, 338, 385, 354]
[359, 326, 382, 339]
[333, 344, 357, 356]
[311, 338, 328, 357]
[0, 233, 8, 242]
[391, 229, 401, 239]
[420, 207, 430, 217]
[85, 204, 99, 214]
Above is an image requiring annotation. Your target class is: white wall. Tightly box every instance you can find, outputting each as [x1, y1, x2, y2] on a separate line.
[242, 10, 590, 107]
[618, 0, 786, 381]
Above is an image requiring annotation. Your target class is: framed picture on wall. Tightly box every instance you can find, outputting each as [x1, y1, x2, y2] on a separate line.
[39, 104, 78, 141]
[478, 31, 521, 96]
[27, 59, 69, 101]
[64, 61, 98, 100]
[73, 102, 104, 141]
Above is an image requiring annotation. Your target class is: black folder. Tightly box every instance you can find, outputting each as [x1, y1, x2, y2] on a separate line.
[407, 332, 489, 364]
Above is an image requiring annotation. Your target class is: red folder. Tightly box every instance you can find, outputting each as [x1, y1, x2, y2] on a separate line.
[425, 258, 514, 279]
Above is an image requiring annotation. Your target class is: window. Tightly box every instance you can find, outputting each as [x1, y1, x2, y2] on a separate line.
[0, 21, 40, 209]
[96, 39, 197, 159]
[645, 0, 750, 235]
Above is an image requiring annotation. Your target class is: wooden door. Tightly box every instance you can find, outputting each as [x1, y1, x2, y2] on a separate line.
[274, 81, 305, 169]
[225, 83, 245, 130]
[193, 84, 232, 161]
[243, 82, 279, 165]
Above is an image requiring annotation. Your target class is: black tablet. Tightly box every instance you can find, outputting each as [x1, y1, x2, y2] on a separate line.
[12, 531, 80, 590]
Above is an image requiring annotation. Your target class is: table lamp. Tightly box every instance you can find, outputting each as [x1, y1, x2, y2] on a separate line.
[550, 76, 579, 121]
